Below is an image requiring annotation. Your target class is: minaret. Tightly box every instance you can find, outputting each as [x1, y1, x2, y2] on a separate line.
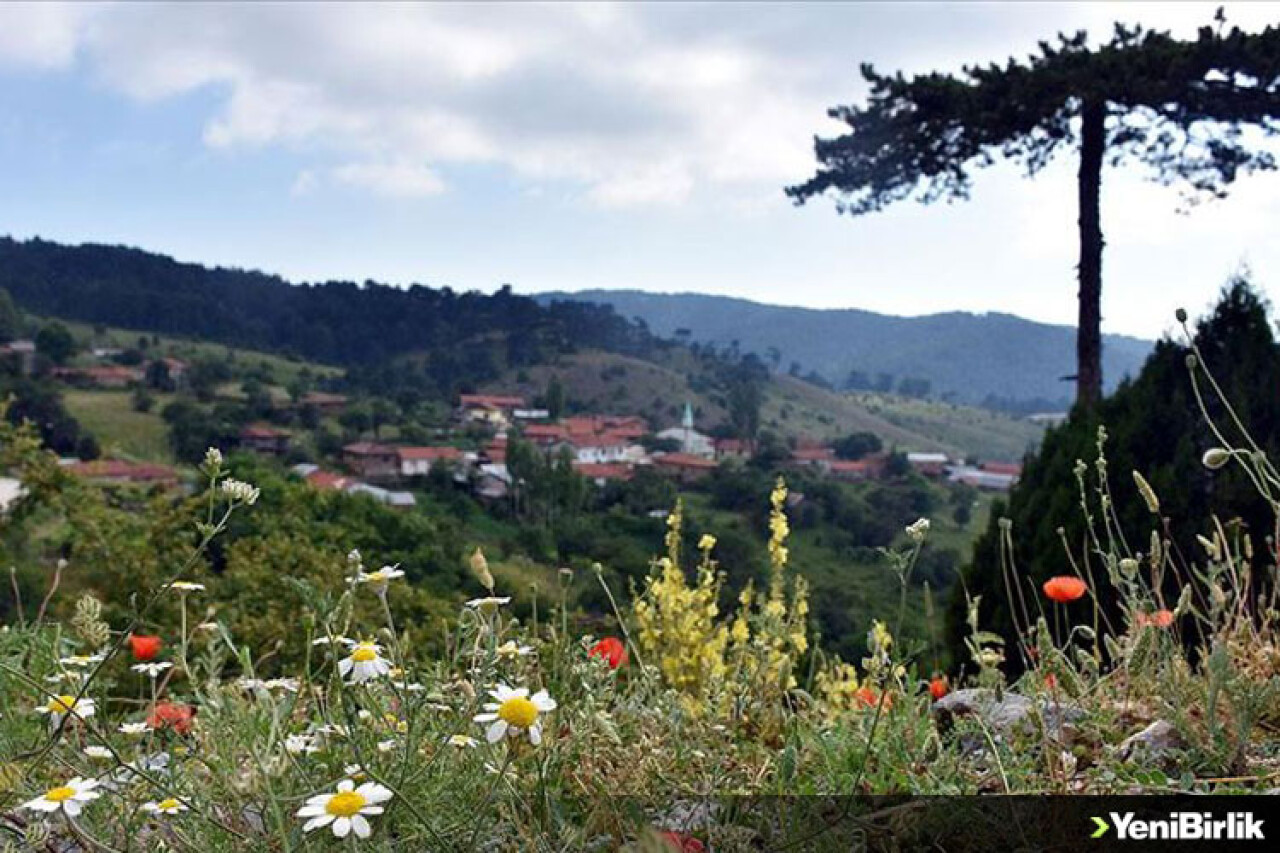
[681, 402, 694, 453]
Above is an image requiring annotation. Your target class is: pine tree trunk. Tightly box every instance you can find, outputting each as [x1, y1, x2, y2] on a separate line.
[1076, 99, 1106, 409]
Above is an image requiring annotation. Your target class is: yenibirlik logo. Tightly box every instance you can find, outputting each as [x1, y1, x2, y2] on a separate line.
[1091, 811, 1265, 841]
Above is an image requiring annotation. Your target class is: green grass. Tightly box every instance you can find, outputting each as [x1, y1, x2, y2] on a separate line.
[764, 376, 1044, 462]
[62, 389, 176, 463]
[52, 316, 344, 385]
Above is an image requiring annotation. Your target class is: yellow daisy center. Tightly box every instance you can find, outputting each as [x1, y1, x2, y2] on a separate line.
[325, 791, 367, 817]
[45, 786, 76, 803]
[498, 696, 538, 729]
[157, 798, 181, 811]
[48, 695, 76, 713]
[351, 646, 377, 663]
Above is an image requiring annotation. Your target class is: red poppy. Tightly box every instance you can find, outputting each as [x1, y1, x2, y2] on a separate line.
[589, 637, 628, 669]
[1044, 673, 1058, 690]
[1042, 576, 1087, 603]
[928, 676, 949, 701]
[855, 686, 893, 710]
[659, 831, 706, 853]
[128, 634, 162, 662]
[147, 702, 195, 735]
[1136, 609, 1175, 629]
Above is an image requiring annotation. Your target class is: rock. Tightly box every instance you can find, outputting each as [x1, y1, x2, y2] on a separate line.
[1118, 720, 1185, 764]
[933, 688, 1082, 742]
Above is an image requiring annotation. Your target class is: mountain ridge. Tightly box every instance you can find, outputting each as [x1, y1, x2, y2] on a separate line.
[535, 289, 1153, 408]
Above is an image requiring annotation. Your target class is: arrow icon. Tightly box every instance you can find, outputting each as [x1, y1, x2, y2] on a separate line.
[1091, 816, 1110, 838]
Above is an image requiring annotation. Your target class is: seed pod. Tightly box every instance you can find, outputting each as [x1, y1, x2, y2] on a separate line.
[469, 548, 494, 592]
[1132, 471, 1160, 514]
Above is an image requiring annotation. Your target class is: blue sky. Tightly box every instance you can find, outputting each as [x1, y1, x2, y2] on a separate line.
[1, 1, 1279, 339]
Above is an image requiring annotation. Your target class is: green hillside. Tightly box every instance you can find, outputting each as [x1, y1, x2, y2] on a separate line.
[483, 349, 1043, 460]
[538, 289, 1152, 410]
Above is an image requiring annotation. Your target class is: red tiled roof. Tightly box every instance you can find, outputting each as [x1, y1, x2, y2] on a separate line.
[980, 462, 1022, 476]
[305, 470, 351, 491]
[343, 442, 397, 456]
[67, 460, 178, 483]
[523, 424, 567, 441]
[791, 447, 835, 461]
[241, 424, 290, 439]
[567, 430, 633, 449]
[460, 394, 525, 409]
[829, 459, 875, 473]
[397, 446, 462, 461]
[654, 453, 717, 470]
[562, 415, 646, 438]
[573, 463, 634, 481]
[301, 392, 347, 405]
[55, 366, 141, 382]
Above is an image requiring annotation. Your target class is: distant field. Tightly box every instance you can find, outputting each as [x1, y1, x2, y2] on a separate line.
[850, 393, 1044, 463]
[62, 389, 175, 463]
[763, 375, 1043, 462]
[53, 317, 344, 385]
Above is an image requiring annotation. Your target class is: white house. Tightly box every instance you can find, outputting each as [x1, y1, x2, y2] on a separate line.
[397, 446, 463, 478]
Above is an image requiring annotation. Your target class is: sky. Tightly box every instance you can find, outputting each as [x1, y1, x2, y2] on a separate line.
[0, 2, 1279, 340]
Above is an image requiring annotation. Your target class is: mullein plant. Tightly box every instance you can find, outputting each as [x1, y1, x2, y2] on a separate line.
[4, 327, 1280, 853]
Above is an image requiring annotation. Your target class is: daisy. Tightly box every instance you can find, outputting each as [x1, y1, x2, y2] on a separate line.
[59, 653, 105, 668]
[465, 596, 511, 614]
[119, 722, 151, 736]
[296, 780, 392, 839]
[357, 565, 405, 589]
[376, 739, 397, 753]
[390, 680, 426, 693]
[473, 684, 556, 745]
[132, 662, 174, 679]
[339, 641, 391, 684]
[140, 797, 188, 816]
[445, 734, 478, 748]
[21, 777, 100, 817]
[495, 641, 533, 660]
[284, 734, 320, 755]
[312, 635, 352, 647]
[168, 581, 205, 593]
[37, 694, 95, 723]
[83, 746, 114, 760]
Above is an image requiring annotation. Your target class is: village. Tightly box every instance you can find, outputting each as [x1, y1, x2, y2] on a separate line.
[1, 333, 1023, 510]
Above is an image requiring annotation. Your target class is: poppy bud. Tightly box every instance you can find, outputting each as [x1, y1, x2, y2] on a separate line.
[1202, 448, 1230, 470]
[128, 634, 162, 662]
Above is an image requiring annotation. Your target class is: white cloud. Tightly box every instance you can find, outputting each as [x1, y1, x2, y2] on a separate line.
[6, 1, 1276, 211]
[0, 3, 836, 206]
[0, 3, 95, 70]
[330, 160, 446, 198]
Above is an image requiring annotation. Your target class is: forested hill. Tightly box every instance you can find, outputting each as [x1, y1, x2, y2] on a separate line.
[538, 289, 1153, 409]
[0, 236, 658, 369]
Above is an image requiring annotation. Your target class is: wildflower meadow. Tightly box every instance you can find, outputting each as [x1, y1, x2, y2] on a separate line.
[0, 320, 1277, 851]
